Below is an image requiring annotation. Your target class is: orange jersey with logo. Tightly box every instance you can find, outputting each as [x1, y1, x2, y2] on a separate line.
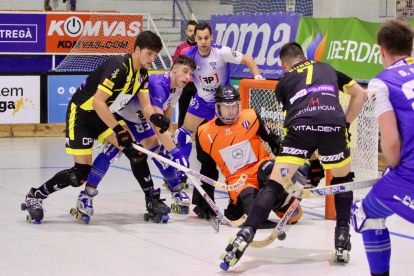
[197, 109, 273, 203]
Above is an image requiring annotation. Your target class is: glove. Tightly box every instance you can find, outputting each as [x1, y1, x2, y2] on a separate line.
[346, 122, 351, 142]
[150, 113, 170, 134]
[269, 135, 282, 155]
[169, 148, 189, 169]
[308, 159, 325, 187]
[113, 124, 133, 148]
[254, 75, 266, 80]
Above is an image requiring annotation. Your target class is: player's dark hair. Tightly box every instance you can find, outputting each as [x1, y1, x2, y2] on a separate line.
[134, 30, 162, 53]
[279, 42, 306, 64]
[187, 20, 197, 28]
[195, 22, 212, 35]
[173, 55, 197, 72]
[377, 19, 414, 56]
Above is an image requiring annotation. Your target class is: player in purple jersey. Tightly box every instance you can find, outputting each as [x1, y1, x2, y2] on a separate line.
[176, 22, 264, 218]
[70, 56, 196, 221]
[351, 19, 414, 276]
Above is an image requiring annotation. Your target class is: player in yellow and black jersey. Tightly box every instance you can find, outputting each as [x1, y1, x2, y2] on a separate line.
[22, 31, 165, 223]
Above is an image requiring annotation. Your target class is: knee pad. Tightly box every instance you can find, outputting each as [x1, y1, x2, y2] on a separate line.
[123, 146, 147, 164]
[63, 163, 91, 187]
[257, 160, 274, 188]
[102, 143, 123, 164]
[351, 200, 387, 233]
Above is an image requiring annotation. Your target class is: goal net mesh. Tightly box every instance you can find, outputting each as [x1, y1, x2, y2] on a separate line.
[247, 84, 378, 210]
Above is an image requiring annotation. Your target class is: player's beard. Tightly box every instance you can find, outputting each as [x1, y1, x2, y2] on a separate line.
[188, 35, 195, 42]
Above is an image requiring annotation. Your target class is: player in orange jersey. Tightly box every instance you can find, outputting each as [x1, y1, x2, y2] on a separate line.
[193, 85, 302, 227]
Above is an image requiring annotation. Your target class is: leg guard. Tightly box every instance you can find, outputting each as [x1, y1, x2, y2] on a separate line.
[175, 126, 193, 160]
[351, 200, 387, 233]
[123, 146, 154, 196]
[192, 182, 215, 219]
[332, 172, 354, 226]
[275, 197, 303, 225]
[150, 145, 180, 190]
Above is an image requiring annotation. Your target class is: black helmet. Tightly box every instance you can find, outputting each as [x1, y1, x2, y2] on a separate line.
[214, 85, 240, 103]
[215, 85, 241, 124]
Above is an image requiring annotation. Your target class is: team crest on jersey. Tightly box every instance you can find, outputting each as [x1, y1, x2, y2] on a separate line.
[111, 69, 119, 79]
[196, 65, 201, 70]
[210, 62, 217, 69]
[143, 82, 149, 89]
[242, 120, 250, 129]
[264, 124, 271, 134]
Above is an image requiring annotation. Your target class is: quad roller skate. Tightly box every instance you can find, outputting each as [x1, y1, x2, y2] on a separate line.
[70, 186, 98, 224]
[331, 226, 351, 263]
[219, 226, 255, 271]
[144, 188, 170, 223]
[170, 183, 190, 214]
[162, 174, 190, 191]
[21, 188, 47, 224]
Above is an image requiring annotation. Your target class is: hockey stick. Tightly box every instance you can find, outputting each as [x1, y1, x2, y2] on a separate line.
[131, 143, 247, 192]
[186, 173, 246, 229]
[281, 168, 379, 199]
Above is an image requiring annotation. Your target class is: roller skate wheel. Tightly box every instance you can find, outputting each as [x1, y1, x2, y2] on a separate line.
[183, 183, 189, 190]
[225, 244, 234, 252]
[229, 235, 237, 244]
[21, 203, 27, 211]
[81, 216, 90, 223]
[176, 205, 182, 214]
[181, 207, 189, 214]
[26, 214, 32, 222]
[219, 262, 229, 271]
[143, 213, 150, 221]
[171, 203, 176, 211]
[331, 249, 338, 262]
[33, 221, 41, 225]
[238, 241, 248, 251]
[70, 208, 76, 216]
[343, 250, 350, 263]
[277, 231, 286, 241]
[161, 215, 169, 222]
[76, 213, 83, 220]
[229, 257, 238, 267]
[153, 215, 161, 223]
[219, 250, 228, 260]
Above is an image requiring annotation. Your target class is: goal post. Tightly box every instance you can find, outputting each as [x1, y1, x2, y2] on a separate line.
[239, 79, 378, 219]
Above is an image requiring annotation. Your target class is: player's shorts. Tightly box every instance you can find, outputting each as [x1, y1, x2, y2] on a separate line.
[65, 101, 125, 155]
[228, 157, 273, 205]
[186, 93, 216, 121]
[370, 164, 414, 223]
[116, 115, 155, 143]
[276, 124, 351, 169]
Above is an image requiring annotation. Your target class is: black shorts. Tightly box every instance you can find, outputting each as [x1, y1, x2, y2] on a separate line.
[275, 125, 351, 169]
[65, 101, 125, 155]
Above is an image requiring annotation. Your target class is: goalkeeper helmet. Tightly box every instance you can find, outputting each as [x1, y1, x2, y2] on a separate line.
[214, 85, 241, 124]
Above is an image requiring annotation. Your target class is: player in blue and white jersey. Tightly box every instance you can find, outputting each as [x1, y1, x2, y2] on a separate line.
[74, 55, 197, 219]
[351, 19, 414, 276]
[176, 22, 264, 217]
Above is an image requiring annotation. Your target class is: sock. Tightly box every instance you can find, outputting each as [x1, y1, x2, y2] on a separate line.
[362, 228, 391, 274]
[176, 126, 193, 160]
[123, 147, 154, 197]
[149, 145, 180, 190]
[334, 191, 353, 224]
[86, 153, 111, 188]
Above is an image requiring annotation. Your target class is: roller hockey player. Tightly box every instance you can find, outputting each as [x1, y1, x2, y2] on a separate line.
[74, 55, 197, 220]
[351, 19, 414, 276]
[21, 31, 162, 224]
[195, 85, 303, 227]
[221, 42, 367, 267]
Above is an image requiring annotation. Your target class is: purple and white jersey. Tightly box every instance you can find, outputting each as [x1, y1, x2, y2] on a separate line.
[185, 44, 242, 102]
[368, 57, 414, 168]
[117, 72, 182, 124]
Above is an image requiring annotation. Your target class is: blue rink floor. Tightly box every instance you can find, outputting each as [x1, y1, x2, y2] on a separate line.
[0, 137, 413, 276]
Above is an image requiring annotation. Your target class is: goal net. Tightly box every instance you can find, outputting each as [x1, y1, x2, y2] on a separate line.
[239, 79, 378, 215]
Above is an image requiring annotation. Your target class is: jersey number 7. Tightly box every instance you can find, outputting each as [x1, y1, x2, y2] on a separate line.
[297, 65, 314, 85]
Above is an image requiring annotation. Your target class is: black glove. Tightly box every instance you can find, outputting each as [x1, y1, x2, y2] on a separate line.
[308, 159, 325, 187]
[150, 113, 170, 134]
[113, 124, 132, 148]
[269, 135, 282, 155]
[346, 122, 351, 142]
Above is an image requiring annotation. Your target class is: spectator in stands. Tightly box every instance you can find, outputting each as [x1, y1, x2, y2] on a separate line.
[172, 20, 198, 128]
[45, 0, 76, 11]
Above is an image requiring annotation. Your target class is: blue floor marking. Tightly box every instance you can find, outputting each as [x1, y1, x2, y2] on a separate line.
[3, 166, 414, 241]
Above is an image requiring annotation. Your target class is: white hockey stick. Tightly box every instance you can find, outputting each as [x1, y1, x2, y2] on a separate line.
[131, 143, 247, 192]
[186, 173, 246, 229]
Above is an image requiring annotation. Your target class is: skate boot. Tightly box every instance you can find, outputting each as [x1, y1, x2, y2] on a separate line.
[70, 186, 98, 224]
[170, 183, 190, 214]
[331, 226, 352, 263]
[219, 226, 255, 270]
[144, 188, 170, 223]
[21, 188, 47, 224]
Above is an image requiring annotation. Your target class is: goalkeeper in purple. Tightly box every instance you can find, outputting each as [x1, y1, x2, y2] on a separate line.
[351, 19, 414, 276]
[77, 56, 197, 218]
[176, 23, 263, 210]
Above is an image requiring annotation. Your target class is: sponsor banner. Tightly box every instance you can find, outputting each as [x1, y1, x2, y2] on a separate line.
[211, 13, 301, 79]
[48, 74, 88, 123]
[0, 76, 40, 124]
[295, 17, 414, 80]
[0, 12, 142, 54]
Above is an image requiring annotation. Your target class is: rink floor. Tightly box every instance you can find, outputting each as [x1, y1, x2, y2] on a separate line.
[0, 137, 413, 276]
